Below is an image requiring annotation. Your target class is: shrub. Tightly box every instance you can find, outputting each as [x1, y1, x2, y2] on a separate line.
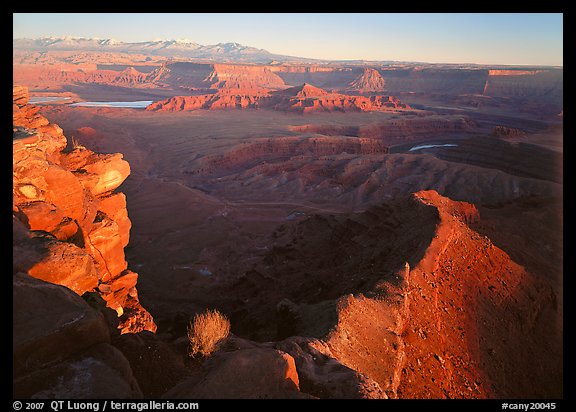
[187, 309, 230, 358]
[70, 135, 84, 150]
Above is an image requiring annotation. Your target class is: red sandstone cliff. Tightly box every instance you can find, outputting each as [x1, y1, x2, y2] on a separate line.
[14, 64, 152, 88]
[13, 85, 156, 334]
[144, 61, 287, 91]
[268, 83, 408, 112]
[146, 83, 409, 113]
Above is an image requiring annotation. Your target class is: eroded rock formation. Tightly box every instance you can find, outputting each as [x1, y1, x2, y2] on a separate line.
[491, 125, 526, 138]
[13, 85, 156, 334]
[146, 83, 409, 113]
[229, 190, 561, 398]
[347, 68, 386, 93]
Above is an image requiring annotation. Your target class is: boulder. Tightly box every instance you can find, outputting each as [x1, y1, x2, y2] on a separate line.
[100, 270, 139, 315]
[13, 273, 109, 377]
[14, 224, 99, 295]
[164, 346, 309, 399]
[276, 336, 386, 399]
[74, 152, 131, 197]
[16, 201, 79, 241]
[118, 295, 158, 334]
[14, 343, 142, 399]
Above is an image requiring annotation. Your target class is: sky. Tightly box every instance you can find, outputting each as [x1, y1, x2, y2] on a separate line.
[13, 13, 563, 66]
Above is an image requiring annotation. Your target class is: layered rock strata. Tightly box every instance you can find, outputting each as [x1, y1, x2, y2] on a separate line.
[146, 83, 409, 113]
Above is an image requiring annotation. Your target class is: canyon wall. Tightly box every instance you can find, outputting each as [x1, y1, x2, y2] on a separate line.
[13, 57, 562, 114]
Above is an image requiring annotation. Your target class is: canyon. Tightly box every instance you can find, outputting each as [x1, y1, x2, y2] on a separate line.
[13, 41, 562, 400]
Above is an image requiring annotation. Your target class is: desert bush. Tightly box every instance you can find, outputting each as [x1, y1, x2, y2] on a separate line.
[70, 135, 84, 150]
[187, 309, 231, 358]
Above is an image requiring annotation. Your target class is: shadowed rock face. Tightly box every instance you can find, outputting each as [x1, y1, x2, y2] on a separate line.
[13, 273, 143, 398]
[12, 85, 156, 334]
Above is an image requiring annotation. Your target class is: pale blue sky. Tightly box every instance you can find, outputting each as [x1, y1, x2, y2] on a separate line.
[13, 13, 563, 66]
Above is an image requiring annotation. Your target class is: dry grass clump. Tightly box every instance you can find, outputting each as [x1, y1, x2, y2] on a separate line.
[70, 135, 85, 150]
[187, 309, 231, 358]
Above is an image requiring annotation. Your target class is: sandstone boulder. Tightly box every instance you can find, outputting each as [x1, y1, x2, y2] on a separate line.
[275, 336, 386, 399]
[164, 345, 308, 399]
[16, 201, 79, 241]
[118, 295, 158, 334]
[13, 221, 99, 295]
[74, 153, 131, 197]
[100, 270, 139, 315]
[13, 273, 109, 377]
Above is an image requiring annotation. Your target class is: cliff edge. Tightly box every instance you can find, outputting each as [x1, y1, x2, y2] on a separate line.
[13, 85, 156, 334]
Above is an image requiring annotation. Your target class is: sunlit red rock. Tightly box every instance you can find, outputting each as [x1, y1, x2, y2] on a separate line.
[86, 213, 128, 281]
[13, 223, 99, 296]
[15, 201, 79, 241]
[12, 85, 156, 335]
[311, 190, 559, 398]
[147, 83, 409, 113]
[97, 193, 131, 247]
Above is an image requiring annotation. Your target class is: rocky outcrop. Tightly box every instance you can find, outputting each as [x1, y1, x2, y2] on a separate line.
[347, 68, 386, 93]
[491, 125, 526, 138]
[162, 334, 383, 399]
[13, 273, 143, 398]
[275, 336, 385, 398]
[165, 346, 307, 399]
[147, 83, 410, 113]
[13, 85, 156, 334]
[146, 91, 266, 111]
[218, 190, 560, 398]
[187, 135, 389, 176]
[267, 83, 409, 113]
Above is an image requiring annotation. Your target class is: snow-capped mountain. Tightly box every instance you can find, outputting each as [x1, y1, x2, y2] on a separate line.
[13, 37, 301, 63]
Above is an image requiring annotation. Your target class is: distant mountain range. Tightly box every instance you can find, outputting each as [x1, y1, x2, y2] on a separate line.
[13, 37, 316, 64]
[14, 37, 563, 68]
